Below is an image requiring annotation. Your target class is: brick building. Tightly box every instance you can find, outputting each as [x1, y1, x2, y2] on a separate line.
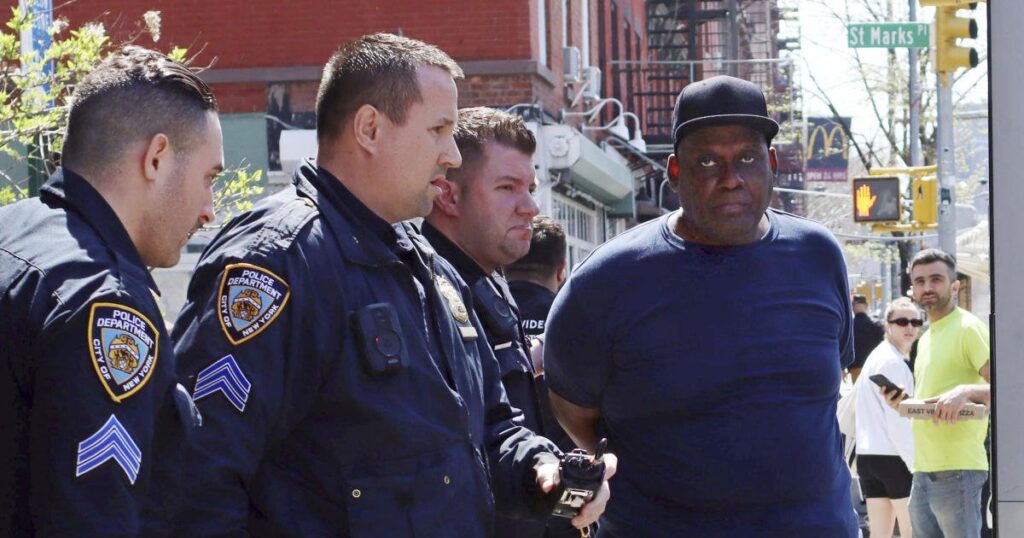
[4, 0, 653, 314]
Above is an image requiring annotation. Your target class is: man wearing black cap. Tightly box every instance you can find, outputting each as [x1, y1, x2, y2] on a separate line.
[544, 75, 857, 536]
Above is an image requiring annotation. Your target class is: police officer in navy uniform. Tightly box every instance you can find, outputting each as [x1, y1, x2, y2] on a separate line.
[171, 34, 614, 536]
[0, 46, 220, 536]
[506, 215, 569, 339]
[421, 106, 556, 537]
[505, 215, 575, 454]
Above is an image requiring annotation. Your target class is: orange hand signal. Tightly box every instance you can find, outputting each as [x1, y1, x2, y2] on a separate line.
[855, 184, 877, 218]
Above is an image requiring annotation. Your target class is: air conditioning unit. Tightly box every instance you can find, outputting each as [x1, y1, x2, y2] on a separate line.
[582, 66, 602, 100]
[563, 46, 582, 83]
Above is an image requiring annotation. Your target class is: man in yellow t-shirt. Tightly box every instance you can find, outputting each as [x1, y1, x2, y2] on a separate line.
[884, 248, 990, 537]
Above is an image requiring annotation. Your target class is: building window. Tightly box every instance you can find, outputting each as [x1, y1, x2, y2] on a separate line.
[539, 0, 548, 67]
[581, 0, 590, 67]
[563, 0, 570, 49]
[553, 194, 600, 268]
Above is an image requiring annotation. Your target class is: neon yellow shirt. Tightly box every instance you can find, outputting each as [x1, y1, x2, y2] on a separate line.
[912, 307, 990, 472]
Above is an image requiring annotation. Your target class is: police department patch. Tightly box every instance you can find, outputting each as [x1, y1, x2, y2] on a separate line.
[218, 263, 290, 345]
[88, 303, 159, 402]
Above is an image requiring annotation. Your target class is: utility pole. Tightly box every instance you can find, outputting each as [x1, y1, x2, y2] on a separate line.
[909, 0, 922, 167]
[935, 76, 956, 256]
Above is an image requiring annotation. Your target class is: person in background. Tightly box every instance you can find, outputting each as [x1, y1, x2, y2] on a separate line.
[882, 248, 990, 538]
[851, 294, 885, 382]
[855, 297, 920, 538]
[505, 215, 568, 340]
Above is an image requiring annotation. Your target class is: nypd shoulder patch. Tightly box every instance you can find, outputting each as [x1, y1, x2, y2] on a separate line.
[217, 263, 291, 345]
[88, 302, 159, 403]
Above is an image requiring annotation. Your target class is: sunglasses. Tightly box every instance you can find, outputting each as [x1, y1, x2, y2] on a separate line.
[888, 318, 924, 328]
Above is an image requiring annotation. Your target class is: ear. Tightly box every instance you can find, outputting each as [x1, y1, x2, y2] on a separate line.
[142, 133, 173, 182]
[556, 259, 568, 285]
[352, 104, 382, 154]
[768, 146, 778, 174]
[432, 177, 461, 217]
[951, 277, 961, 296]
[666, 154, 681, 192]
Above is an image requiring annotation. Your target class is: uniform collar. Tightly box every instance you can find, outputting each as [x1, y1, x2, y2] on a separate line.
[421, 220, 489, 282]
[40, 168, 159, 293]
[293, 160, 416, 266]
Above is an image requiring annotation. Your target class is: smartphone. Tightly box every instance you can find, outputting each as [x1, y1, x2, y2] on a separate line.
[869, 374, 907, 399]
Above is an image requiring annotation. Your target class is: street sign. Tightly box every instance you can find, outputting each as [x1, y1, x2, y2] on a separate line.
[852, 176, 901, 223]
[848, 23, 930, 48]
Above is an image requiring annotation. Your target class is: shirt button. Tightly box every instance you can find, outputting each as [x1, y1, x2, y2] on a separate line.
[352, 236, 360, 245]
[351, 488, 362, 498]
[443, 475, 451, 485]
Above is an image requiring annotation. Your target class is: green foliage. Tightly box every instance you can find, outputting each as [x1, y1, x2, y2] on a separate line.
[0, 5, 261, 217]
[213, 165, 264, 224]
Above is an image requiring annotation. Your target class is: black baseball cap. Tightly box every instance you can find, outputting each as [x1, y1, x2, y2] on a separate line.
[672, 75, 780, 148]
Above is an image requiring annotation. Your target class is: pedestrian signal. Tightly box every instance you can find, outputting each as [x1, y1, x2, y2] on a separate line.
[912, 176, 938, 225]
[852, 176, 901, 223]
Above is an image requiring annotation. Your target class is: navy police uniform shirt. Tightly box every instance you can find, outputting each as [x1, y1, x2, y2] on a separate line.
[171, 161, 559, 536]
[508, 280, 556, 337]
[0, 169, 199, 537]
[421, 222, 550, 538]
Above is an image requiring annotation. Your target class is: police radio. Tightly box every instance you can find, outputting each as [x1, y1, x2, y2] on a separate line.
[353, 303, 408, 376]
[551, 438, 607, 519]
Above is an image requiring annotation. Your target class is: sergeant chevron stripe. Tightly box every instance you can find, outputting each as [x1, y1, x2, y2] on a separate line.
[193, 354, 251, 412]
[76, 414, 142, 484]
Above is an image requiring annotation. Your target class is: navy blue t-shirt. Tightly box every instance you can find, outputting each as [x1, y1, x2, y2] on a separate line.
[545, 209, 856, 537]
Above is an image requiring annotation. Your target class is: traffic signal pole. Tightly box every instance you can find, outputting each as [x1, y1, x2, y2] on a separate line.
[909, 0, 922, 167]
[936, 75, 956, 257]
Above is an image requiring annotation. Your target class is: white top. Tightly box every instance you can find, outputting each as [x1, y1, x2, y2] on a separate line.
[854, 340, 916, 469]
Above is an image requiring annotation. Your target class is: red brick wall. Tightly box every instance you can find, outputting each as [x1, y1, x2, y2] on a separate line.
[0, 0, 538, 112]
[1, 0, 647, 120]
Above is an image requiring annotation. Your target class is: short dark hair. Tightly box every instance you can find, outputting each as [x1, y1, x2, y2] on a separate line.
[909, 248, 957, 279]
[446, 107, 536, 184]
[852, 295, 868, 305]
[506, 216, 566, 278]
[62, 45, 217, 176]
[316, 33, 463, 144]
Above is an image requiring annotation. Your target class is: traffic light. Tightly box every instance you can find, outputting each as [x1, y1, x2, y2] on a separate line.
[852, 176, 901, 223]
[912, 176, 938, 225]
[934, 3, 979, 73]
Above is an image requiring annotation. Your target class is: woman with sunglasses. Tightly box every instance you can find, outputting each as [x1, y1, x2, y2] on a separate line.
[854, 297, 923, 538]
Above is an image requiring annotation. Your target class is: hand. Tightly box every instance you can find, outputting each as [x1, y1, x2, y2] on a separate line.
[879, 385, 906, 411]
[924, 386, 971, 424]
[529, 336, 545, 377]
[535, 453, 618, 529]
[855, 185, 877, 218]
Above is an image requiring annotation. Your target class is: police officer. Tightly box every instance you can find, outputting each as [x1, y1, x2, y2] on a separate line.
[171, 34, 613, 536]
[505, 215, 575, 454]
[0, 46, 220, 536]
[506, 215, 568, 339]
[421, 106, 554, 537]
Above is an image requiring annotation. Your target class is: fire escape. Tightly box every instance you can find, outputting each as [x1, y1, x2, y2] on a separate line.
[612, 1, 802, 219]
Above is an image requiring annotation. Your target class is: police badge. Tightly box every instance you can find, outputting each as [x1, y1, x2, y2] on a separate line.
[88, 303, 159, 402]
[435, 275, 470, 324]
[218, 263, 291, 345]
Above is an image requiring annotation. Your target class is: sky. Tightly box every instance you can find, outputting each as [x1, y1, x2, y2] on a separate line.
[792, 0, 989, 151]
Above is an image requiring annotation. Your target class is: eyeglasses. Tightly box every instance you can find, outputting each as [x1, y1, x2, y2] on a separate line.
[888, 318, 924, 328]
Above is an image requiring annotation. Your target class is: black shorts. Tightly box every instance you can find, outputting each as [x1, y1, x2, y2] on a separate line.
[857, 454, 912, 499]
